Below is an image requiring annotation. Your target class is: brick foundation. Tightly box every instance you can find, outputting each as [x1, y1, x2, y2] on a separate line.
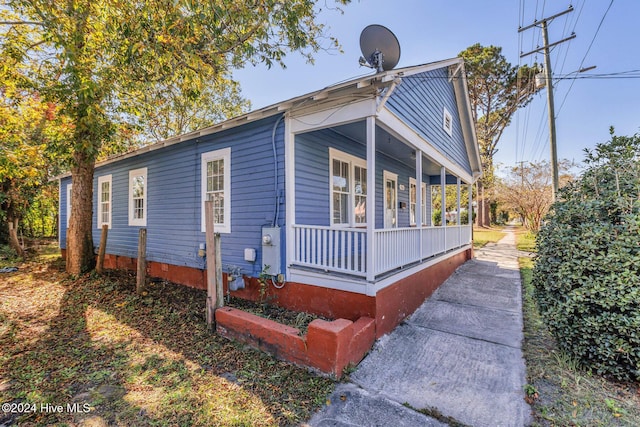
[215, 307, 376, 378]
[60, 247, 471, 374]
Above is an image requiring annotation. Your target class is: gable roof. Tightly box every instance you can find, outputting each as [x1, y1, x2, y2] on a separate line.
[56, 57, 481, 180]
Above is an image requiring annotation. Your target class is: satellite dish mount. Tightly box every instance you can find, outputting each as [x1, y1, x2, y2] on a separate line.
[359, 25, 401, 73]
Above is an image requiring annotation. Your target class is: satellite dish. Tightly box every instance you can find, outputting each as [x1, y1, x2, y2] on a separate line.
[359, 25, 401, 73]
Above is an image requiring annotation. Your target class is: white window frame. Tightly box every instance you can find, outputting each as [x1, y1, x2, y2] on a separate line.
[383, 170, 398, 228]
[66, 184, 72, 228]
[97, 174, 112, 229]
[443, 106, 453, 137]
[329, 148, 367, 227]
[201, 147, 231, 234]
[409, 178, 428, 226]
[128, 167, 147, 227]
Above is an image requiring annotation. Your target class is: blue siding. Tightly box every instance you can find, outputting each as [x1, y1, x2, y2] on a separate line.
[61, 115, 286, 277]
[295, 126, 430, 229]
[295, 128, 366, 226]
[386, 67, 472, 174]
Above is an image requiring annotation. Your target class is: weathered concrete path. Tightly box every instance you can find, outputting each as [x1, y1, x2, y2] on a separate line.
[306, 227, 532, 427]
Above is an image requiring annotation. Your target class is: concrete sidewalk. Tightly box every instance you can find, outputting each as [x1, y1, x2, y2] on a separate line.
[307, 227, 532, 427]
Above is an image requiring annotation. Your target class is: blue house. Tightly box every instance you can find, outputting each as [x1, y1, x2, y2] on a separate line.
[58, 57, 482, 337]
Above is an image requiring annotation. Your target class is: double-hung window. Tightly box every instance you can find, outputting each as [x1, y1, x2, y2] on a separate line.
[329, 148, 367, 226]
[128, 168, 147, 226]
[201, 148, 231, 233]
[97, 175, 112, 229]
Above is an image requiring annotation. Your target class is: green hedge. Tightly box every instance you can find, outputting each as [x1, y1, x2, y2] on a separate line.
[533, 131, 640, 381]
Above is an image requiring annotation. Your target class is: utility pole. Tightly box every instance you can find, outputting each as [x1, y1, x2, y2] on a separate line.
[519, 6, 575, 201]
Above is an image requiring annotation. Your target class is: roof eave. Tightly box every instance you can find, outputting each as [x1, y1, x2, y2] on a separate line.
[53, 58, 469, 180]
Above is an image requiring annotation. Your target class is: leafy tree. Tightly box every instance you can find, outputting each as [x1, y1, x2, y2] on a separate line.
[431, 184, 471, 226]
[459, 44, 541, 225]
[132, 78, 251, 142]
[533, 129, 640, 381]
[0, 89, 71, 256]
[1, 0, 349, 274]
[495, 160, 574, 231]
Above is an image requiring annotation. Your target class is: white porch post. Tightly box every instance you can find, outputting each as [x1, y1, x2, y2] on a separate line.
[457, 177, 461, 244]
[468, 183, 473, 243]
[415, 150, 423, 259]
[425, 182, 432, 226]
[285, 116, 295, 278]
[415, 151, 423, 227]
[366, 116, 376, 283]
[441, 166, 446, 252]
[456, 178, 461, 225]
[440, 166, 446, 228]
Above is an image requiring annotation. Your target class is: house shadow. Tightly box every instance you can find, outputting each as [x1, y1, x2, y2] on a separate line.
[1, 257, 328, 426]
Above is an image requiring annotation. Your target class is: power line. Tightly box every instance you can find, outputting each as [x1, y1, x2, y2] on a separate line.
[519, 6, 575, 199]
[556, 0, 615, 116]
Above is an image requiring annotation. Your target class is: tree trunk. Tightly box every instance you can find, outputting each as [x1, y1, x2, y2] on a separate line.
[475, 182, 490, 227]
[66, 150, 96, 274]
[7, 217, 24, 258]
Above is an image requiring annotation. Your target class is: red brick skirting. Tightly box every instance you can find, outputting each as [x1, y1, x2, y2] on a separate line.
[215, 307, 376, 378]
[60, 247, 471, 374]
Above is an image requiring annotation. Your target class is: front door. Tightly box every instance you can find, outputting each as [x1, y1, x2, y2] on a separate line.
[384, 171, 397, 228]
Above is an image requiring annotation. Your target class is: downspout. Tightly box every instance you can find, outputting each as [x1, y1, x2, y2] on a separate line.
[271, 114, 287, 289]
[271, 114, 285, 227]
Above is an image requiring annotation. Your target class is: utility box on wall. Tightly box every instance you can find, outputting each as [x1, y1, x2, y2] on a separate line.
[261, 226, 281, 275]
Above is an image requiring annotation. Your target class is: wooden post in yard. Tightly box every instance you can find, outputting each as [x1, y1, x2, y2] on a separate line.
[205, 201, 224, 329]
[136, 228, 147, 295]
[96, 224, 108, 274]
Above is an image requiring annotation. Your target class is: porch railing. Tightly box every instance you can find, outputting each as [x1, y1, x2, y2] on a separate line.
[293, 225, 367, 276]
[292, 224, 472, 278]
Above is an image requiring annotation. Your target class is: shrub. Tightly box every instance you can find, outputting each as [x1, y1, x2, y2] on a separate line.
[533, 130, 640, 381]
[433, 209, 442, 226]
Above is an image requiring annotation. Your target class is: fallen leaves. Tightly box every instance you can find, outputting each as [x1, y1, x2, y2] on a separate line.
[0, 249, 334, 426]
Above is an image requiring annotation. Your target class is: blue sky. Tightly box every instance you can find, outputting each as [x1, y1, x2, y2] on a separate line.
[234, 0, 640, 171]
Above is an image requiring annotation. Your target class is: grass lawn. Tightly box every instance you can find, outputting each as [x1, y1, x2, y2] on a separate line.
[514, 228, 537, 252]
[0, 245, 333, 426]
[472, 227, 506, 248]
[517, 233, 640, 426]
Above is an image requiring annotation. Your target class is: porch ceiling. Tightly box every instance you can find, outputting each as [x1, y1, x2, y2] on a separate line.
[325, 122, 443, 177]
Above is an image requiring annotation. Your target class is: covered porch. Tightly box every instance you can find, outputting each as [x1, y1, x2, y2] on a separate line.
[285, 100, 474, 294]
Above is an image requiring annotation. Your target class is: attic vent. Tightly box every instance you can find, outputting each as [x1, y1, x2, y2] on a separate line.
[443, 107, 453, 137]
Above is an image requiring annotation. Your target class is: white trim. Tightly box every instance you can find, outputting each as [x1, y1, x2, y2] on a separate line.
[97, 174, 112, 229]
[200, 147, 231, 234]
[365, 116, 376, 283]
[441, 167, 447, 230]
[371, 246, 470, 294]
[451, 63, 483, 180]
[415, 152, 423, 227]
[329, 148, 367, 227]
[285, 116, 295, 280]
[288, 268, 372, 295]
[383, 171, 398, 228]
[377, 107, 474, 183]
[289, 245, 471, 296]
[289, 99, 376, 134]
[443, 106, 453, 137]
[66, 184, 72, 229]
[128, 167, 147, 227]
[54, 58, 468, 181]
